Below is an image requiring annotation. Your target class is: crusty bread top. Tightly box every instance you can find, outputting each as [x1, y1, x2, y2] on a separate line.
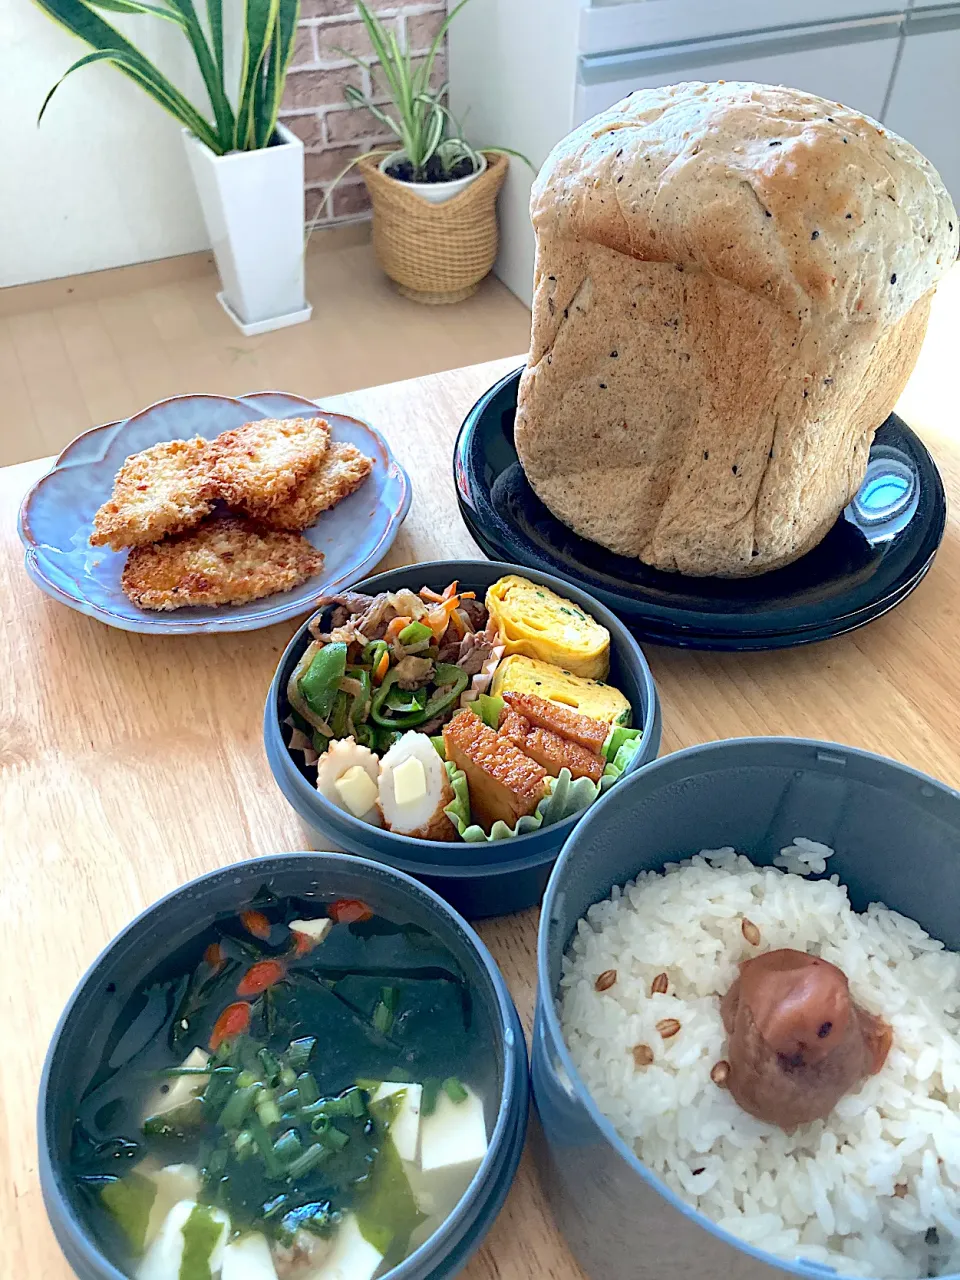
[532, 81, 957, 331]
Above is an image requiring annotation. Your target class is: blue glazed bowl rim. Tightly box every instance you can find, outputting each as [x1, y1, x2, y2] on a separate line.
[39, 850, 528, 1280]
[265, 557, 661, 862]
[536, 737, 960, 1280]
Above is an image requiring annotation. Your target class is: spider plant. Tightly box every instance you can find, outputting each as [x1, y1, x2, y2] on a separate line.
[339, 0, 533, 183]
[34, 0, 300, 155]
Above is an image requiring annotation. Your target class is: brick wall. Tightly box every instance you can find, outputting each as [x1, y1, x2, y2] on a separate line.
[281, 2, 448, 226]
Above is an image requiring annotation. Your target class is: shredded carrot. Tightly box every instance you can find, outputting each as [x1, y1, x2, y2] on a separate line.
[441, 581, 459, 600]
[447, 608, 467, 640]
[373, 650, 390, 684]
[240, 909, 272, 940]
[292, 929, 317, 956]
[204, 942, 225, 970]
[209, 1001, 252, 1052]
[385, 616, 411, 643]
[459, 591, 476, 601]
[419, 587, 444, 603]
[236, 959, 286, 997]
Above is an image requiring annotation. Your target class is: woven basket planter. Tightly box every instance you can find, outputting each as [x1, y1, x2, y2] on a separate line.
[357, 151, 508, 304]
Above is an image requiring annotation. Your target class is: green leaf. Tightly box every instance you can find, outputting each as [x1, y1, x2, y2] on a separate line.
[255, 0, 299, 148]
[164, 0, 234, 149]
[33, 0, 222, 151]
[236, 0, 280, 149]
[205, 0, 224, 76]
[85, 0, 188, 25]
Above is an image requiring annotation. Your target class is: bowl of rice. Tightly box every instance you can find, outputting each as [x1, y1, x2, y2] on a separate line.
[533, 737, 960, 1280]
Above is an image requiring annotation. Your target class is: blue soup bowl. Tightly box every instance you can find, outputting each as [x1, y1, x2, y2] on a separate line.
[264, 559, 661, 919]
[39, 852, 529, 1280]
[534, 737, 960, 1280]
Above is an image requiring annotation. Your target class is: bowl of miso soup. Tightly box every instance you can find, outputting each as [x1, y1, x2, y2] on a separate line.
[39, 853, 528, 1280]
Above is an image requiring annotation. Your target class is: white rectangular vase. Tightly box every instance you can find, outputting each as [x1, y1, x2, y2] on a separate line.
[183, 122, 311, 336]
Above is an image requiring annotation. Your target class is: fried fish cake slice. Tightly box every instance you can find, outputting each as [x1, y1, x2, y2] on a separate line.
[209, 417, 331, 515]
[442, 710, 548, 833]
[121, 516, 325, 611]
[90, 436, 215, 550]
[502, 691, 609, 753]
[259, 441, 374, 531]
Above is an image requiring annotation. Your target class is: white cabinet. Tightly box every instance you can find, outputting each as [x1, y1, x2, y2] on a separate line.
[883, 6, 960, 204]
[576, 18, 902, 124]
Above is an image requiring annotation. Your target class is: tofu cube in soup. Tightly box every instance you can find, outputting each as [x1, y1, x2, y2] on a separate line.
[221, 1232, 279, 1280]
[137, 1200, 230, 1280]
[420, 1084, 488, 1175]
[311, 1213, 383, 1280]
[372, 1081, 423, 1163]
[142, 1048, 210, 1122]
[144, 1164, 201, 1248]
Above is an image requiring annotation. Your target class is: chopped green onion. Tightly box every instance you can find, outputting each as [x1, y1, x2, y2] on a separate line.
[380, 986, 399, 1012]
[248, 1116, 283, 1178]
[206, 1148, 228, 1177]
[421, 1079, 441, 1117]
[156, 1066, 213, 1077]
[284, 1143, 329, 1180]
[237, 1070, 258, 1089]
[234, 1130, 254, 1156]
[201, 1067, 238, 1119]
[347, 1088, 367, 1118]
[272, 1129, 303, 1165]
[280, 1066, 298, 1089]
[297, 1073, 320, 1107]
[218, 1082, 262, 1130]
[372, 1002, 394, 1036]
[256, 1097, 281, 1128]
[276, 1088, 300, 1112]
[287, 1037, 316, 1071]
[309, 1114, 330, 1137]
[258, 1048, 281, 1084]
[442, 1076, 468, 1104]
[319, 1124, 349, 1152]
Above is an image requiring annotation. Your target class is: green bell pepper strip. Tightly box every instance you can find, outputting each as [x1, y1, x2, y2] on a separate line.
[374, 727, 403, 753]
[298, 643, 347, 722]
[361, 640, 388, 670]
[329, 690, 350, 740]
[345, 667, 372, 723]
[397, 620, 433, 646]
[370, 664, 469, 730]
[384, 685, 428, 713]
[354, 724, 377, 750]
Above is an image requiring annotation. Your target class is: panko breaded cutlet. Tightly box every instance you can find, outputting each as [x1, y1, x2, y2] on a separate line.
[258, 441, 374, 532]
[208, 417, 331, 516]
[90, 437, 215, 550]
[120, 516, 324, 611]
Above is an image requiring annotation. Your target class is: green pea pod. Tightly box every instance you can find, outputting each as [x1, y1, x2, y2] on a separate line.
[397, 620, 433, 646]
[298, 643, 347, 722]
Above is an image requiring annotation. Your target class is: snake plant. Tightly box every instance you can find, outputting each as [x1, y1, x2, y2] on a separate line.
[34, 0, 300, 155]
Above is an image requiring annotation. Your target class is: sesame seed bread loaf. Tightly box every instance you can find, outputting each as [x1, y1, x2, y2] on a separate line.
[515, 81, 958, 577]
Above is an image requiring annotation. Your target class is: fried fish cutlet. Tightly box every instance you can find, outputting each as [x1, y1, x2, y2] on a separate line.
[208, 417, 331, 516]
[259, 441, 374, 532]
[90, 437, 215, 551]
[121, 516, 324, 611]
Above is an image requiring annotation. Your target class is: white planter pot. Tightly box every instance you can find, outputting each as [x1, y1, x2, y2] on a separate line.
[183, 122, 311, 336]
[378, 150, 487, 205]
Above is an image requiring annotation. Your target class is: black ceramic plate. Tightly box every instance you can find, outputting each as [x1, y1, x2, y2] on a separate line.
[454, 367, 946, 649]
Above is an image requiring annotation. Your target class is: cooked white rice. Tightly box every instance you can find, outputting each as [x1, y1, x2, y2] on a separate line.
[559, 843, 960, 1278]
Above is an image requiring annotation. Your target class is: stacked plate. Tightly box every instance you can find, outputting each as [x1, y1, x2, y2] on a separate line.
[454, 368, 946, 651]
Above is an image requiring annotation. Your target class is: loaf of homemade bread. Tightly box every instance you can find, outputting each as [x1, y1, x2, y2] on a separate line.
[515, 82, 958, 577]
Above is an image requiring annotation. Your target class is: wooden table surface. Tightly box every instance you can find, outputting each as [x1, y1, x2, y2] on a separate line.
[2, 268, 959, 1280]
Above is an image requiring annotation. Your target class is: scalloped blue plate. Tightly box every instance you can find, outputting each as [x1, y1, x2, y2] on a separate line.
[18, 391, 411, 634]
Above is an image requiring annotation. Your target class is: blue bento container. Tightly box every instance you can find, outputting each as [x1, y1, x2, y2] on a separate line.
[533, 737, 960, 1280]
[264, 559, 661, 919]
[39, 853, 529, 1280]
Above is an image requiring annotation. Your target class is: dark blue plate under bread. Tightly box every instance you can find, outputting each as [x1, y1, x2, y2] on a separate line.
[453, 367, 945, 650]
